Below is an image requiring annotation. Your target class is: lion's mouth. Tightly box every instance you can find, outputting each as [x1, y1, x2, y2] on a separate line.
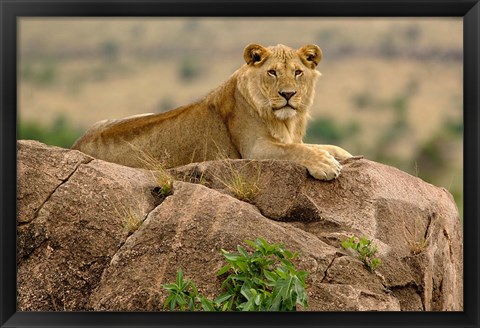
[274, 104, 296, 111]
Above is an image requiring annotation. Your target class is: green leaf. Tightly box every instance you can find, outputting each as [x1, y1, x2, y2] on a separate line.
[341, 236, 356, 250]
[282, 249, 294, 259]
[199, 296, 216, 311]
[214, 292, 232, 305]
[176, 269, 184, 287]
[237, 246, 250, 258]
[190, 280, 199, 298]
[217, 264, 231, 276]
[188, 297, 195, 311]
[163, 294, 175, 310]
[234, 260, 248, 273]
[163, 283, 178, 292]
[251, 276, 267, 289]
[264, 269, 278, 283]
[174, 294, 186, 308]
[268, 290, 282, 311]
[244, 239, 257, 249]
[169, 297, 176, 311]
[254, 293, 262, 306]
[222, 251, 242, 262]
[296, 270, 308, 282]
[240, 284, 253, 301]
[293, 276, 308, 307]
[256, 238, 270, 254]
[275, 275, 294, 300]
[225, 294, 236, 311]
[360, 236, 370, 245]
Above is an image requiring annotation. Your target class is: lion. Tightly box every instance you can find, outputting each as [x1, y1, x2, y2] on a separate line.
[72, 43, 352, 180]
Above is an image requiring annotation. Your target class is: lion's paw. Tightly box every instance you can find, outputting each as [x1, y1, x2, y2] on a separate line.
[327, 147, 352, 160]
[307, 144, 352, 160]
[306, 151, 342, 181]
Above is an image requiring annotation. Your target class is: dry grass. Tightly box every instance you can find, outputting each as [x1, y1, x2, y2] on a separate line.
[212, 160, 262, 203]
[106, 176, 153, 236]
[125, 141, 175, 197]
[107, 185, 146, 236]
[109, 194, 144, 236]
[121, 207, 144, 236]
[179, 167, 208, 186]
[403, 217, 433, 255]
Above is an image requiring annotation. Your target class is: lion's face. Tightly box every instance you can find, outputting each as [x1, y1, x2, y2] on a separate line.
[239, 44, 322, 121]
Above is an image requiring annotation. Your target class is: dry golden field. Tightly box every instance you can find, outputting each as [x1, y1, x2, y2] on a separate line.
[18, 18, 463, 215]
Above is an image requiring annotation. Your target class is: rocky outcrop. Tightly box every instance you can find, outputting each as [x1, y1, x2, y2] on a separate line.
[17, 140, 463, 311]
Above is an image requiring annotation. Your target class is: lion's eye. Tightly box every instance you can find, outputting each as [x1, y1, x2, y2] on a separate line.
[295, 70, 303, 77]
[267, 70, 277, 77]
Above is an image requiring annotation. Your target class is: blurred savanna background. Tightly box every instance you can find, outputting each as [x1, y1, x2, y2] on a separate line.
[18, 17, 463, 217]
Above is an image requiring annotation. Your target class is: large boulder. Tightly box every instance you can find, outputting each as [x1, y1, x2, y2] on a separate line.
[17, 140, 463, 311]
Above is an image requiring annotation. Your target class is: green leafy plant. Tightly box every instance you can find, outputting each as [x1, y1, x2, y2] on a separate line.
[341, 236, 381, 272]
[163, 269, 216, 311]
[163, 238, 309, 311]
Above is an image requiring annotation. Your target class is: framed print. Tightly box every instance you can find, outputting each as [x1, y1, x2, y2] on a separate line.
[1, 1, 479, 328]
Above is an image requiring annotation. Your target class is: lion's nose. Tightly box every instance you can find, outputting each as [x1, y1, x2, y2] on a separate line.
[279, 91, 296, 101]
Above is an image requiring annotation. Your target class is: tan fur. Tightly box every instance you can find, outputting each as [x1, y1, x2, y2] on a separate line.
[72, 44, 352, 180]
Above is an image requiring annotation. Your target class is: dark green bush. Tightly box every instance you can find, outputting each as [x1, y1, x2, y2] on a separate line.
[100, 39, 120, 61]
[305, 118, 342, 144]
[179, 56, 201, 82]
[18, 115, 84, 148]
[163, 238, 309, 311]
[305, 117, 360, 145]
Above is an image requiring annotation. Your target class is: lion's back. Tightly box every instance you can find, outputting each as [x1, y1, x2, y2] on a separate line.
[72, 102, 241, 168]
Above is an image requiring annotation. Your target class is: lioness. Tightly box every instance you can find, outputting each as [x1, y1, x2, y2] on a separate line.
[72, 43, 352, 180]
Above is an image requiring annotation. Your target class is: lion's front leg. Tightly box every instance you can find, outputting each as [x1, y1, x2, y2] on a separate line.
[304, 144, 352, 160]
[248, 140, 342, 181]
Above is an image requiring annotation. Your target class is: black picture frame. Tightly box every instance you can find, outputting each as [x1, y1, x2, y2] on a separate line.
[1, 1, 479, 327]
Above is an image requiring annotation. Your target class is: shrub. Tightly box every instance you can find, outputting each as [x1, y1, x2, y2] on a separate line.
[163, 238, 309, 311]
[18, 115, 84, 148]
[179, 56, 201, 82]
[100, 39, 120, 61]
[305, 117, 361, 145]
[341, 236, 381, 272]
[305, 118, 342, 144]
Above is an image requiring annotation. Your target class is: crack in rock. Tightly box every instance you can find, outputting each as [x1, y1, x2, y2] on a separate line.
[30, 158, 94, 224]
[320, 253, 344, 283]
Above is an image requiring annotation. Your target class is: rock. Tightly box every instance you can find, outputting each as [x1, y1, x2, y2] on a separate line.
[16, 140, 463, 311]
[17, 140, 93, 225]
[17, 141, 159, 310]
[89, 181, 341, 310]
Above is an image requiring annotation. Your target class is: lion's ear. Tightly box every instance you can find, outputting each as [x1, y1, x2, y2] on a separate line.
[244, 44, 269, 66]
[298, 44, 322, 69]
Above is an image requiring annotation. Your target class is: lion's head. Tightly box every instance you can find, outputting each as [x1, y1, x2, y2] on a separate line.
[237, 43, 322, 121]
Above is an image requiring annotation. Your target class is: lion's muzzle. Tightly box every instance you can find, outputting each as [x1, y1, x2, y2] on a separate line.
[278, 91, 297, 101]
